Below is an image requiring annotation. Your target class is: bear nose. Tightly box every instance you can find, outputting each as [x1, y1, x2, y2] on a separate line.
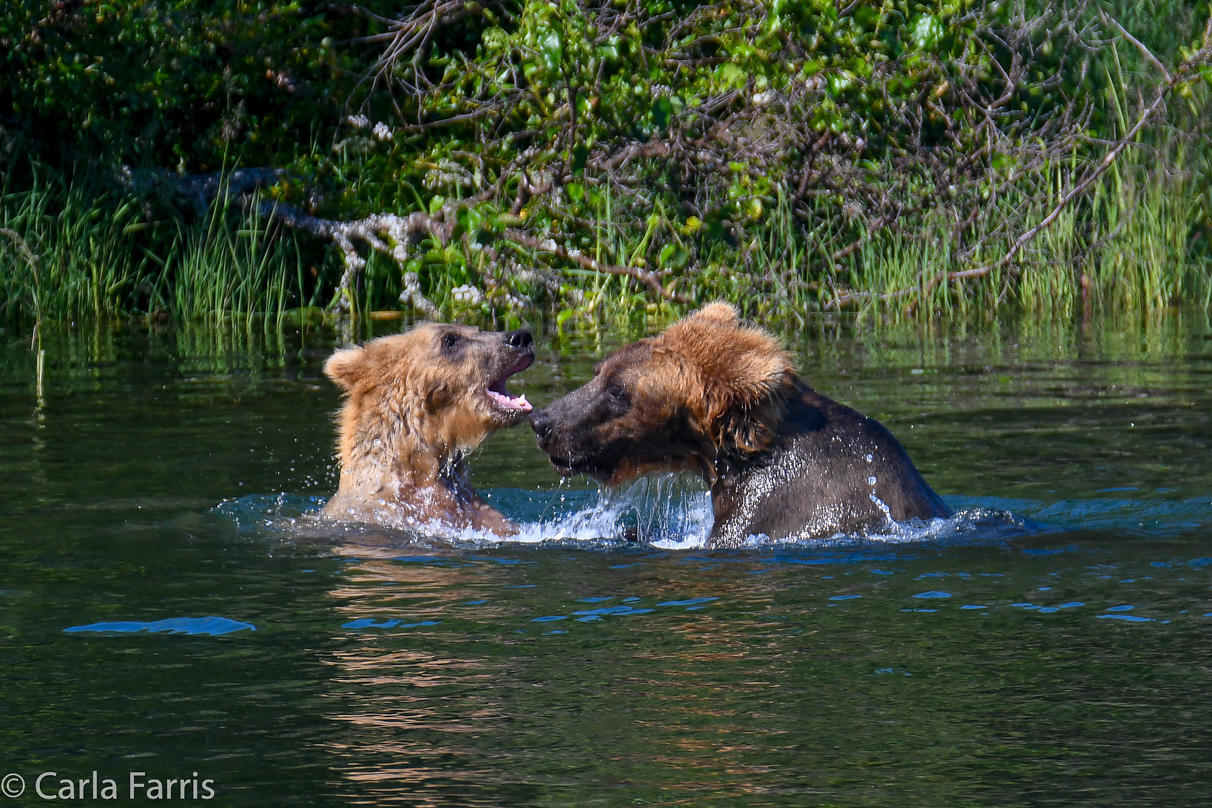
[504, 329, 533, 349]
[530, 407, 553, 439]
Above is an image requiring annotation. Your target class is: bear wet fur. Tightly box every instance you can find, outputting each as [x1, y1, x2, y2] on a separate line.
[323, 323, 534, 535]
[530, 303, 950, 546]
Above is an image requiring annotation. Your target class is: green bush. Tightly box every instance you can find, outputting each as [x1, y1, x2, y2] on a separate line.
[2, 0, 1210, 324]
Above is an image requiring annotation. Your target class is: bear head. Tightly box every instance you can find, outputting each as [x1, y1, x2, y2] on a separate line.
[530, 303, 792, 484]
[326, 324, 534, 482]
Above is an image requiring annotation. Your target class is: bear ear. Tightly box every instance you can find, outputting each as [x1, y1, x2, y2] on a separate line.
[698, 324, 791, 413]
[692, 301, 740, 327]
[324, 346, 367, 391]
[660, 304, 792, 448]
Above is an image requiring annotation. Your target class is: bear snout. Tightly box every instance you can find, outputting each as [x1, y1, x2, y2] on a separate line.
[529, 403, 594, 476]
[503, 329, 533, 349]
[529, 407, 554, 441]
[529, 407, 583, 476]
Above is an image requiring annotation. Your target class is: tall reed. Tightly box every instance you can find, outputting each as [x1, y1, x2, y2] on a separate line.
[1, 167, 311, 326]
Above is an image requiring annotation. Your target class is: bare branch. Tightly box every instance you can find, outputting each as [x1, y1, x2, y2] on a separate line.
[503, 229, 692, 304]
[1100, 10, 1171, 81]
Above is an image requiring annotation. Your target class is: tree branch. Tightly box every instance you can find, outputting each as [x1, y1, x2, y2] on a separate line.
[503, 228, 692, 303]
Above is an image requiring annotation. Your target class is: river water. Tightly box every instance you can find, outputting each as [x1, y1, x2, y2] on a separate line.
[2, 312, 1211, 805]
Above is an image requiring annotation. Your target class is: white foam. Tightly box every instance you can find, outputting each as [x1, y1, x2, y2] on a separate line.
[216, 486, 1029, 550]
[451, 474, 714, 548]
[450, 476, 1026, 550]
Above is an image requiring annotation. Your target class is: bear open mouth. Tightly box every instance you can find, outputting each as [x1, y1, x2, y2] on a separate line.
[486, 353, 534, 413]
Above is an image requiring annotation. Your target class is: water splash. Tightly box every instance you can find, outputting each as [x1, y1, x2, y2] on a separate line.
[212, 484, 1212, 552]
[470, 473, 714, 548]
[211, 484, 1026, 549]
[212, 493, 326, 532]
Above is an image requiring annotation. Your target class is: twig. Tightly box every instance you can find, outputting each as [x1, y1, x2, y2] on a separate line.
[503, 228, 692, 304]
[1099, 11, 1171, 81]
[257, 200, 451, 315]
[120, 166, 455, 313]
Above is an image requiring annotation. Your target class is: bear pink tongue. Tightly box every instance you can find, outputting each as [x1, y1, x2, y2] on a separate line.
[487, 388, 532, 412]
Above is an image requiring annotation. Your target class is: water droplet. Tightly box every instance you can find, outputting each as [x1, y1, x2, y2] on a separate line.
[866, 454, 874, 463]
[867, 476, 877, 486]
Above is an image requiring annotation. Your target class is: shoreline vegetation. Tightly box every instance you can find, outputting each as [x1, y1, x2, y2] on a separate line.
[3, 1, 1211, 330]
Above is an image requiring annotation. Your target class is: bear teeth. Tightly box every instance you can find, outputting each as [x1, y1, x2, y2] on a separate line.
[487, 389, 532, 412]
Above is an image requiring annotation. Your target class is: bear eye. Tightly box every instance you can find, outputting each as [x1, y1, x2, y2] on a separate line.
[440, 332, 462, 355]
[606, 382, 629, 405]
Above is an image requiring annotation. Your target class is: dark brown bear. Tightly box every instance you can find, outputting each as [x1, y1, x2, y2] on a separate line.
[529, 303, 950, 546]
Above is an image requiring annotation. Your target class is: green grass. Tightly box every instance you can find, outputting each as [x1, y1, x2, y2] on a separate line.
[788, 127, 1211, 326]
[168, 191, 304, 327]
[1, 167, 152, 324]
[0, 166, 319, 329]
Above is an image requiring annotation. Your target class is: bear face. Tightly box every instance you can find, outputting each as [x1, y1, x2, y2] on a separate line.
[530, 303, 791, 485]
[528, 338, 699, 483]
[326, 324, 535, 454]
[323, 324, 534, 528]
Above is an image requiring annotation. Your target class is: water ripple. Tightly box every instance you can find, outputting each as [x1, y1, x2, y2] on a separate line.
[65, 617, 255, 636]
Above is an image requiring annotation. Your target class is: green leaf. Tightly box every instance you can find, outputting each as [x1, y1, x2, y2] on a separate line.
[717, 63, 747, 89]
[909, 14, 944, 52]
[539, 30, 563, 73]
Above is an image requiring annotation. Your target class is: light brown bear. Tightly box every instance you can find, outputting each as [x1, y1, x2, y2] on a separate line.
[323, 324, 534, 535]
[530, 303, 950, 546]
